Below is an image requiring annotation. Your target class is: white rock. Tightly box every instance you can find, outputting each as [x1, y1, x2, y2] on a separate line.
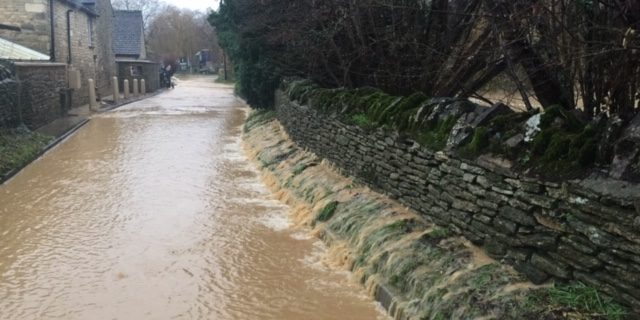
[525, 113, 542, 142]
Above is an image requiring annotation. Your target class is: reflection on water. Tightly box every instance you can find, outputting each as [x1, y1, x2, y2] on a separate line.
[0, 77, 386, 320]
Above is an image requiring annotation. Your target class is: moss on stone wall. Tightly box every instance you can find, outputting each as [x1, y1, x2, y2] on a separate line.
[460, 126, 490, 157]
[417, 117, 457, 150]
[285, 80, 458, 151]
[284, 79, 624, 180]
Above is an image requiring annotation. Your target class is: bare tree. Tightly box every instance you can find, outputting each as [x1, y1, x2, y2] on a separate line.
[211, 0, 640, 117]
[147, 6, 222, 64]
[111, 0, 167, 31]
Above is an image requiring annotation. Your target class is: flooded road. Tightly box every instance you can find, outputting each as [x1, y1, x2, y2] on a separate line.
[0, 77, 386, 319]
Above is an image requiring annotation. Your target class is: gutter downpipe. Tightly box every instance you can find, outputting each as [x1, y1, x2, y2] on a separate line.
[66, 9, 73, 64]
[49, 0, 55, 61]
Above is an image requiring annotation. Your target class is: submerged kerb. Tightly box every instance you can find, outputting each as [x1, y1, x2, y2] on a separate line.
[243, 111, 629, 320]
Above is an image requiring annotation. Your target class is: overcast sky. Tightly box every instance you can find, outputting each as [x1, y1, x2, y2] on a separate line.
[164, 0, 219, 12]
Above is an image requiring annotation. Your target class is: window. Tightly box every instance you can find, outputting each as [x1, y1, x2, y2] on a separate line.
[87, 17, 94, 48]
[130, 65, 143, 77]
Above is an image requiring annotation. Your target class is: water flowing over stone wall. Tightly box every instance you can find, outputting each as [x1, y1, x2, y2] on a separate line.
[274, 90, 640, 312]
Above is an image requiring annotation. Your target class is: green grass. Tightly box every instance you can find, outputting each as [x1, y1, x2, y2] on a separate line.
[351, 113, 375, 129]
[468, 264, 499, 288]
[417, 117, 457, 150]
[0, 129, 52, 177]
[292, 163, 307, 176]
[244, 110, 276, 133]
[546, 282, 629, 319]
[460, 126, 490, 157]
[316, 201, 339, 222]
[428, 227, 451, 239]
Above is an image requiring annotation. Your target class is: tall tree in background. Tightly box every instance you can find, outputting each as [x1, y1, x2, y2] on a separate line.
[210, 0, 639, 118]
[111, 0, 167, 31]
[147, 6, 222, 65]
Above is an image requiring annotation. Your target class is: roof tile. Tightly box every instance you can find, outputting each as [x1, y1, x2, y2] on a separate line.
[113, 10, 143, 57]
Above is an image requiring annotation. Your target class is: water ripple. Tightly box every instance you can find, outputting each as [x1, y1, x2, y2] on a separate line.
[0, 77, 386, 320]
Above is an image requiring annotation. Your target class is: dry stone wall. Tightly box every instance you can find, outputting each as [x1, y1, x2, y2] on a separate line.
[0, 61, 66, 129]
[274, 90, 640, 312]
[15, 62, 67, 129]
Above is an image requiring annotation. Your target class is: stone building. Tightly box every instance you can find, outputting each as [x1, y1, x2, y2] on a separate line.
[0, 44, 66, 130]
[0, 0, 116, 107]
[0, 1, 51, 55]
[113, 10, 146, 60]
[113, 10, 160, 93]
[78, 0, 116, 99]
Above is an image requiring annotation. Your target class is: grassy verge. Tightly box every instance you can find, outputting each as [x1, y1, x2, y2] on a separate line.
[244, 110, 276, 133]
[0, 129, 53, 178]
[524, 282, 629, 319]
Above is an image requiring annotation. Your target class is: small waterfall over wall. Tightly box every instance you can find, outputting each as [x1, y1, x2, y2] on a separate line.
[242, 111, 628, 319]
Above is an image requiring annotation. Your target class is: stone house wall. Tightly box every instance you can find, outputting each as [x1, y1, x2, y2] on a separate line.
[92, 0, 116, 98]
[275, 90, 640, 312]
[0, 0, 117, 107]
[52, 1, 96, 107]
[117, 61, 160, 93]
[0, 60, 67, 129]
[14, 62, 67, 129]
[0, 0, 51, 55]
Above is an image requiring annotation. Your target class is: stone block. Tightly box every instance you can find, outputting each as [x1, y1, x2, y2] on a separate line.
[508, 197, 534, 212]
[505, 248, 531, 262]
[561, 235, 597, 254]
[531, 253, 572, 279]
[485, 238, 507, 258]
[517, 233, 558, 250]
[451, 199, 479, 213]
[553, 245, 602, 271]
[494, 217, 518, 234]
[476, 154, 517, 178]
[460, 162, 485, 175]
[467, 184, 486, 197]
[514, 261, 550, 284]
[484, 191, 509, 205]
[25, 3, 46, 13]
[481, 208, 498, 217]
[499, 206, 537, 226]
[463, 173, 476, 183]
[566, 216, 618, 248]
[475, 175, 491, 188]
[461, 229, 484, 244]
[469, 220, 496, 238]
[473, 214, 493, 225]
[515, 190, 557, 209]
[477, 199, 499, 211]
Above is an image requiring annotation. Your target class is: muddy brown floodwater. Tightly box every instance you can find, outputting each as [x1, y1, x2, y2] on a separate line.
[0, 77, 387, 320]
